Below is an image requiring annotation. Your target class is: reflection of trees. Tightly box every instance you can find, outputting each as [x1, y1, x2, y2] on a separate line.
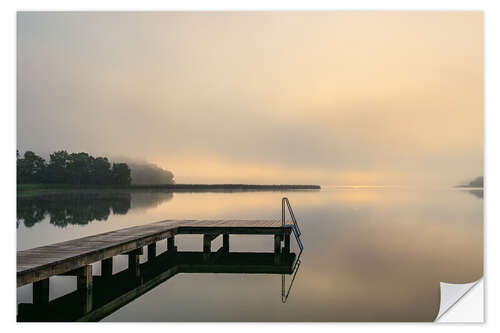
[17, 199, 47, 228]
[17, 192, 131, 228]
[17, 191, 176, 228]
[130, 191, 173, 211]
[111, 199, 132, 215]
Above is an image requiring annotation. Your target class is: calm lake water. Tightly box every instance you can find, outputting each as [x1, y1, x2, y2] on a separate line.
[16, 187, 483, 321]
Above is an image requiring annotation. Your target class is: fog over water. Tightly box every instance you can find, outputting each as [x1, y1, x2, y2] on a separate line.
[16, 188, 483, 321]
[17, 12, 483, 186]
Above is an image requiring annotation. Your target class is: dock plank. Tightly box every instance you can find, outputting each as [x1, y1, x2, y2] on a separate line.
[17, 219, 291, 287]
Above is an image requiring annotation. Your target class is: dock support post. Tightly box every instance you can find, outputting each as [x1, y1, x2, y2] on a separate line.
[203, 234, 220, 261]
[274, 234, 282, 254]
[203, 234, 212, 253]
[222, 233, 229, 252]
[33, 278, 49, 305]
[77, 269, 93, 314]
[203, 234, 220, 252]
[167, 236, 176, 252]
[101, 257, 113, 278]
[82, 288, 93, 314]
[283, 234, 290, 254]
[148, 243, 156, 260]
[203, 234, 211, 261]
[128, 248, 142, 278]
[76, 265, 93, 291]
[274, 234, 282, 264]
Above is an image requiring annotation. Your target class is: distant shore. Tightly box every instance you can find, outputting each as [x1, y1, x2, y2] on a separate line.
[455, 176, 483, 188]
[17, 183, 321, 195]
[129, 184, 320, 191]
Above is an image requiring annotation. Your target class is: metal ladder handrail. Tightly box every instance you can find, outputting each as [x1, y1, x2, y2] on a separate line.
[282, 197, 301, 236]
[281, 259, 302, 303]
[281, 197, 303, 269]
[280, 197, 303, 303]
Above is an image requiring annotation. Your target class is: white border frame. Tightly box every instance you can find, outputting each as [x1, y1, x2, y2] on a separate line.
[2, 1, 497, 331]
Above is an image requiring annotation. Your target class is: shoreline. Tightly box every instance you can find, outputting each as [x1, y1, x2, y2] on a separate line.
[17, 183, 321, 196]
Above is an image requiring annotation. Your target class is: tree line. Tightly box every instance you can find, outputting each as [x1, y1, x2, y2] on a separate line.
[17, 150, 131, 185]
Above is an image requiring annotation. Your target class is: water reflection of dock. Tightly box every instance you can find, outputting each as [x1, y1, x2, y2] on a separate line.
[18, 249, 298, 322]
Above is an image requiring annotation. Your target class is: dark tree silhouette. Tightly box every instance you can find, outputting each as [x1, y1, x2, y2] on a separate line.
[46, 150, 70, 183]
[93, 157, 112, 185]
[468, 176, 483, 187]
[17, 151, 47, 183]
[17, 150, 132, 186]
[66, 152, 93, 185]
[111, 163, 131, 185]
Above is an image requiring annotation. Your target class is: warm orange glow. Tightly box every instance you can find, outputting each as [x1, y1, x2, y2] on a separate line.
[17, 12, 483, 186]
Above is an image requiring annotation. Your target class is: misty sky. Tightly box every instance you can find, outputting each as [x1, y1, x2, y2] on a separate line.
[17, 12, 483, 186]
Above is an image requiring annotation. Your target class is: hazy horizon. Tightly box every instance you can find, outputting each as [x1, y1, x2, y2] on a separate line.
[17, 11, 483, 186]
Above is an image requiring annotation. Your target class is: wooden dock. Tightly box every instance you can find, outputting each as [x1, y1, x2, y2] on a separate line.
[17, 219, 294, 307]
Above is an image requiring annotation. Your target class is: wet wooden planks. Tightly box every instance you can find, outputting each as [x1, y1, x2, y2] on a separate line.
[17, 219, 290, 287]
